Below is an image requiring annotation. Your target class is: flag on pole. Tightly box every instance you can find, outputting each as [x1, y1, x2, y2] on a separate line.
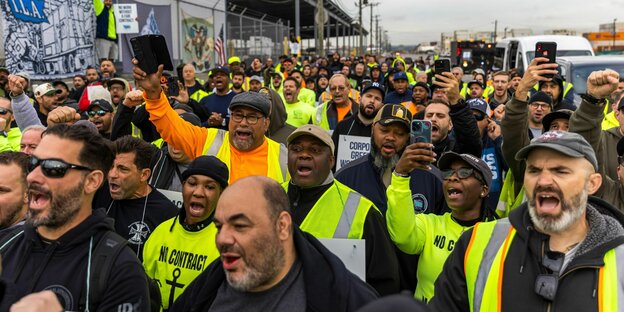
[215, 25, 226, 66]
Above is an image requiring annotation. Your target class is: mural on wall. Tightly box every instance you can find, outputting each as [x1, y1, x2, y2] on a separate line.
[2, 0, 95, 79]
[180, 10, 213, 72]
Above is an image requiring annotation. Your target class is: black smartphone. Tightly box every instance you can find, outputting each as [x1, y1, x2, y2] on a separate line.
[176, 65, 185, 81]
[131, 34, 174, 74]
[168, 76, 179, 97]
[411, 120, 432, 145]
[434, 59, 451, 76]
[535, 42, 557, 78]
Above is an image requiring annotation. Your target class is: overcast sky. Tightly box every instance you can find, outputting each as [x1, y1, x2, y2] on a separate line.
[337, 0, 623, 45]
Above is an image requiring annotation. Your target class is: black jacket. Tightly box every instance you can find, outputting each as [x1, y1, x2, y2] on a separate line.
[0, 209, 149, 311]
[170, 227, 378, 311]
[111, 102, 161, 142]
[433, 100, 483, 165]
[430, 197, 624, 312]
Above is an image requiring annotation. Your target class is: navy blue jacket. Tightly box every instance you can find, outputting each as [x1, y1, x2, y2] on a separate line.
[384, 90, 413, 105]
[336, 153, 448, 216]
[481, 133, 507, 210]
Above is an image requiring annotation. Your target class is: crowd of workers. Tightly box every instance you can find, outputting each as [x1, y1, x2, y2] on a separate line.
[0, 42, 623, 311]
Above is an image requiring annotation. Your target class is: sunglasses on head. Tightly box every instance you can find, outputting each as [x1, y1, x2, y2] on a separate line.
[88, 110, 108, 117]
[0, 107, 13, 115]
[28, 156, 93, 178]
[535, 251, 564, 301]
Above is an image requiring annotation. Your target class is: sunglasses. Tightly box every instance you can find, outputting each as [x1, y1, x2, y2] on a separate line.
[535, 251, 564, 301]
[442, 168, 476, 180]
[0, 107, 13, 115]
[88, 110, 108, 117]
[28, 156, 93, 178]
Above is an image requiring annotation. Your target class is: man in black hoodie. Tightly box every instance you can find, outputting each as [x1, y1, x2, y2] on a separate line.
[171, 176, 377, 311]
[0, 124, 149, 311]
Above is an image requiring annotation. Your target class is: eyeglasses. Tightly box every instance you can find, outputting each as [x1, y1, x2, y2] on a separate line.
[330, 85, 348, 92]
[529, 103, 551, 110]
[28, 156, 93, 178]
[534, 251, 564, 301]
[472, 112, 486, 121]
[442, 168, 476, 180]
[230, 112, 263, 125]
[0, 107, 13, 115]
[88, 110, 108, 117]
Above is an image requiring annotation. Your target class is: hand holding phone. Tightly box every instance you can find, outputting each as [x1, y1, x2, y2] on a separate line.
[434, 59, 451, 76]
[411, 120, 432, 144]
[535, 42, 557, 78]
[131, 35, 174, 74]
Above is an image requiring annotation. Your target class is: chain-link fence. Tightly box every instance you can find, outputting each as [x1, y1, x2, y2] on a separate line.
[226, 12, 290, 60]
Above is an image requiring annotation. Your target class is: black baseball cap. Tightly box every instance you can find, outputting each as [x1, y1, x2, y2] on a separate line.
[361, 82, 385, 101]
[373, 104, 412, 130]
[87, 99, 114, 112]
[542, 109, 572, 131]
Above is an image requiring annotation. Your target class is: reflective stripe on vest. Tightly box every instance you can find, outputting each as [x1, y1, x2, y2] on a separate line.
[315, 103, 330, 130]
[131, 123, 142, 139]
[190, 89, 209, 102]
[286, 180, 377, 239]
[201, 129, 287, 183]
[465, 219, 515, 312]
[333, 191, 362, 238]
[598, 244, 624, 312]
[496, 171, 525, 218]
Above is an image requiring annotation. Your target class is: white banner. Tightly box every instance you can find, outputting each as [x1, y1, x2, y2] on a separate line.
[158, 189, 183, 209]
[336, 135, 371, 171]
[318, 238, 366, 281]
[115, 4, 139, 34]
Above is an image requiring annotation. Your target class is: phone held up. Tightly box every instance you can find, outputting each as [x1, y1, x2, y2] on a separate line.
[131, 34, 174, 74]
[411, 119, 432, 145]
[535, 42, 557, 78]
[434, 59, 451, 76]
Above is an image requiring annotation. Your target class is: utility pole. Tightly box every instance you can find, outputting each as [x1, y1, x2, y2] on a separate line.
[613, 18, 618, 50]
[368, 2, 378, 54]
[317, 0, 324, 56]
[375, 15, 380, 54]
[493, 19, 498, 43]
[359, 0, 364, 56]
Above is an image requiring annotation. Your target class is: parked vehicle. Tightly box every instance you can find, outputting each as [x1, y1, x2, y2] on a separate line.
[556, 55, 624, 106]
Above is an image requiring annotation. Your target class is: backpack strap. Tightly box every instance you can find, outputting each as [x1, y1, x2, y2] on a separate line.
[80, 231, 128, 310]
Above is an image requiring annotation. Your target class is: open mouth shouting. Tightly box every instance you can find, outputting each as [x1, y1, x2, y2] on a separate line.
[29, 184, 51, 210]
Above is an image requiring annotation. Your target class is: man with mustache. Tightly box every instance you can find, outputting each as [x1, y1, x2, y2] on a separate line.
[131, 61, 288, 184]
[430, 131, 624, 312]
[284, 125, 400, 295]
[0, 124, 149, 311]
[0, 151, 29, 235]
[171, 176, 378, 311]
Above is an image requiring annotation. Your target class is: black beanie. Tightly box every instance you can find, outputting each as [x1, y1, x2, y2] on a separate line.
[180, 156, 229, 189]
[529, 91, 553, 107]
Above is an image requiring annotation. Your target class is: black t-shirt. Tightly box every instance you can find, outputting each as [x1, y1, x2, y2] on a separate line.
[106, 188, 178, 260]
[331, 114, 372, 158]
[209, 259, 306, 312]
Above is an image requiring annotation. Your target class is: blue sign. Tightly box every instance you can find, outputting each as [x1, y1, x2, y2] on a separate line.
[9, 0, 48, 23]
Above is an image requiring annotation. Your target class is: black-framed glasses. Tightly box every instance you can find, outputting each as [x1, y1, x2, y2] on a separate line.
[230, 112, 263, 125]
[535, 251, 564, 301]
[87, 110, 108, 117]
[0, 107, 12, 115]
[529, 103, 551, 110]
[28, 156, 93, 178]
[472, 112, 486, 121]
[442, 168, 476, 180]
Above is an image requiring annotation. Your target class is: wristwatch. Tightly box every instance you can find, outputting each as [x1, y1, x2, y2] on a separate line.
[580, 93, 606, 106]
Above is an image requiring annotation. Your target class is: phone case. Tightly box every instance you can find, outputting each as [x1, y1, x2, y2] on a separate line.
[411, 120, 432, 144]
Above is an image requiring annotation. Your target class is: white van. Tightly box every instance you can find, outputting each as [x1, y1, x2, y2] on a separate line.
[494, 35, 594, 72]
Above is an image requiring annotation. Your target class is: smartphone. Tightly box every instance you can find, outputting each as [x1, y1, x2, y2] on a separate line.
[411, 120, 432, 145]
[434, 59, 451, 76]
[167, 76, 179, 97]
[176, 65, 185, 81]
[535, 42, 557, 78]
[130, 34, 174, 74]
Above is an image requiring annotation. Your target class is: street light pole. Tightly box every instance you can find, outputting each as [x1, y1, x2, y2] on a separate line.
[613, 18, 618, 51]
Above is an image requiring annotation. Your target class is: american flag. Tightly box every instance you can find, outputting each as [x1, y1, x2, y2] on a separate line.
[215, 25, 226, 66]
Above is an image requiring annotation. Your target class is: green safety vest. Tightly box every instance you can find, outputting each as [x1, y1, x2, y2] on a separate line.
[532, 81, 574, 98]
[0, 127, 22, 152]
[495, 171, 525, 218]
[201, 129, 288, 183]
[282, 180, 378, 239]
[464, 219, 624, 312]
[190, 88, 210, 103]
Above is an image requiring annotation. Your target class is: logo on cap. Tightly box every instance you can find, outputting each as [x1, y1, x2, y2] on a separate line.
[394, 107, 405, 118]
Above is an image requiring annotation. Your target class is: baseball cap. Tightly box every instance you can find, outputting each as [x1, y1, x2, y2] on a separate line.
[108, 77, 129, 90]
[373, 104, 413, 130]
[52, 80, 69, 90]
[249, 75, 264, 84]
[229, 91, 271, 117]
[287, 124, 335, 154]
[34, 83, 62, 97]
[393, 71, 408, 81]
[361, 82, 385, 101]
[438, 152, 493, 188]
[515, 131, 598, 171]
[467, 80, 484, 89]
[210, 66, 230, 77]
[542, 109, 573, 131]
[87, 99, 114, 112]
[180, 155, 229, 189]
[228, 56, 241, 64]
[529, 91, 553, 106]
[466, 98, 490, 116]
[15, 72, 30, 84]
